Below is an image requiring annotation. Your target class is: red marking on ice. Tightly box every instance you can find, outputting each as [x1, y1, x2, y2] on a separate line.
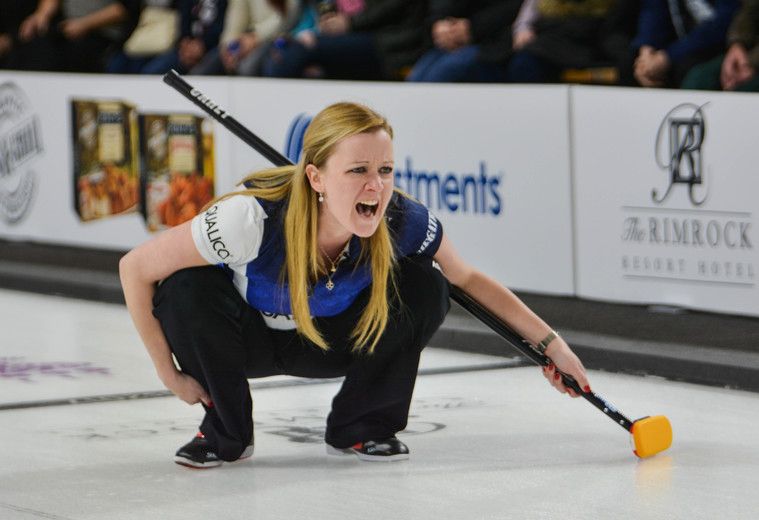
[0, 357, 110, 382]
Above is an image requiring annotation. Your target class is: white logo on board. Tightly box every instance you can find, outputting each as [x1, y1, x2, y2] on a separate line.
[0, 82, 43, 223]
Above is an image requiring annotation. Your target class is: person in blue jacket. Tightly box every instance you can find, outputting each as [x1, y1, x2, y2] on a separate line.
[119, 101, 591, 468]
[627, 0, 739, 87]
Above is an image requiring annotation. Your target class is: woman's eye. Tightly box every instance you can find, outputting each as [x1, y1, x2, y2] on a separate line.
[348, 166, 393, 174]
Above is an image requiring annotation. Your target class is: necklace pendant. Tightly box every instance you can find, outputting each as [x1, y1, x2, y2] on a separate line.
[326, 280, 335, 291]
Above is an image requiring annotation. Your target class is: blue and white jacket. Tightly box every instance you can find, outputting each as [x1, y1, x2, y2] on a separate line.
[191, 191, 443, 329]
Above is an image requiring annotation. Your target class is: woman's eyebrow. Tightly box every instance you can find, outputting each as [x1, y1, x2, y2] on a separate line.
[345, 160, 394, 166]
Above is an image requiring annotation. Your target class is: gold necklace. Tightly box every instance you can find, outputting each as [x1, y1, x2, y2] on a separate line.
[320, 248, 345, 291]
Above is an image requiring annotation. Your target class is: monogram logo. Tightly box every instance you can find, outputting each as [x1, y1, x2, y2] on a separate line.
[0, 82, 42, 223]
[652, 103, 708, 206]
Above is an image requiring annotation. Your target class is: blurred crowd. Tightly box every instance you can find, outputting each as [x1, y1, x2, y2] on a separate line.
[1, 0, 758, 92]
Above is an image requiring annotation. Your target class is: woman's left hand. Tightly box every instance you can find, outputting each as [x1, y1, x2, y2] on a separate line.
[541, 340, 591, 397]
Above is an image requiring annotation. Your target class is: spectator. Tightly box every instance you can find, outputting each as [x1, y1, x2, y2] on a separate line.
[0, 0, 59, 70]
[192, 0, 296, 76]
[107, 0, 180, 74]
[258, 0, 366, 78]
[626, 0, 739, 88]
[406, 0, 521, 83]
[17, 0, 140, 73]
[109, 0, 227, 74]
[78, 0, 141, 73]
[261, 0, 427, 81]
[506, 0, 636, 83]
[682, 0, 759, 91]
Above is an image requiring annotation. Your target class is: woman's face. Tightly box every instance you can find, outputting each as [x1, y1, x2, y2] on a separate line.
[306, 129, 394, 240]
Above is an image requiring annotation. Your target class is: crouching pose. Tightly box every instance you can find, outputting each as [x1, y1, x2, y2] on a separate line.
[119, 102, 591, 468]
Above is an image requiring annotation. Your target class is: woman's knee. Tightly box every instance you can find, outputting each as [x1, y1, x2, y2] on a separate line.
[153, 266, 239, 325]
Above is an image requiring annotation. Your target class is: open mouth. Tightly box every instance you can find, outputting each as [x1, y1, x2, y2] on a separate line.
[356, 200, 379, 218]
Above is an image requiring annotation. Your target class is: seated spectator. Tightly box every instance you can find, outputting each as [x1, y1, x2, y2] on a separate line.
[506, 0, 636, 83]
[260, 0, 426, 81]
[682, 0, 759, 91]
[109, 0, 227, 75]
[0, 0, 60, 70]
[191, 0, 296, 76]
[70, 0, 141, 73]
[406, 0, 521, 83]
[10, 0, 139, 73]
[107, 0, 180, 74]
[258, 0, 361, 78]
[626, 0, 739, 88]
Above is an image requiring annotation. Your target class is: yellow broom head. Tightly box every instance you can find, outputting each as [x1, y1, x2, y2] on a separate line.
[631, 415, 672, 458]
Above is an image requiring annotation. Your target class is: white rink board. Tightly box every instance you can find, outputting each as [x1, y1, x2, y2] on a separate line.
[0, 73, 575, 295]
[230, 80, 575, 294]
[2, 71, 759, 314]
[572, 86, 758, 316]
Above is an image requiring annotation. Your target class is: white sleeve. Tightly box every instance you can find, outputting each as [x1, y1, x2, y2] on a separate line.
[190, 195, 268, 266]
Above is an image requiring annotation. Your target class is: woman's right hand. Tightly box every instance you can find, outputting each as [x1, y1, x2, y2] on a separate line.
[119, 220, 212, 409]
[163, 370, 212, 407]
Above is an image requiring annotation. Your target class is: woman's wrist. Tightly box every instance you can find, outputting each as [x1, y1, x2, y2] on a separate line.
[157, 364, 181, 386]
[543, 337, 565, 358]
[535, 329, 559, 355]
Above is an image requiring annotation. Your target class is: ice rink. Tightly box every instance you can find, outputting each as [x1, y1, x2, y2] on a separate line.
[1, 288, 758, 520]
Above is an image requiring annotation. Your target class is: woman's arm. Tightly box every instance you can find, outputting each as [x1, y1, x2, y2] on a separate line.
[433, 234, 591, 396]
[119, 220, 212, 405]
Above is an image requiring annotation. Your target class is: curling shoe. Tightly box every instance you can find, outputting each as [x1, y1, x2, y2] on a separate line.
[174, 432, 254, 469]
[326, 436, 409, 462]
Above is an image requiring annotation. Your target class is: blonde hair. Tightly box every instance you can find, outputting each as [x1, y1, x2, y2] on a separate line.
[209, 102, 397, 353]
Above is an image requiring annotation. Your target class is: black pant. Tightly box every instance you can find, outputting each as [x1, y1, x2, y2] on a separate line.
[152, 256, 450, 461]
